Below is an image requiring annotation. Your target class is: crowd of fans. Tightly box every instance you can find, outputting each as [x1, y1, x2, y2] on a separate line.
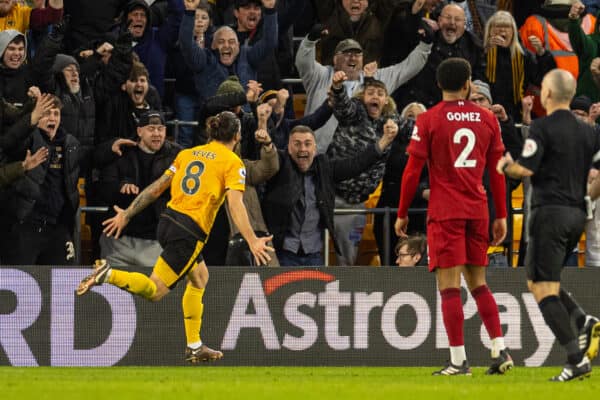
[1, 0, 600, 267]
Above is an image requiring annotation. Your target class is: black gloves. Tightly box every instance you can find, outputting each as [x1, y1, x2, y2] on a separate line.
[307, 23, 326, 41]
[418, 19, 435, 44]
[114, 31, 133, 52]
[49, 15, 70, 41]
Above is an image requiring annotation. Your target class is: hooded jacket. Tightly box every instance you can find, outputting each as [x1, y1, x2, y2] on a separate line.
[0, 30, 31, 106]
[119, 0, 183, 97]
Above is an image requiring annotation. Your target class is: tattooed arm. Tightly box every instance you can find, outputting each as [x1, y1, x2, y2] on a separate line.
[102, 174, 173, 239]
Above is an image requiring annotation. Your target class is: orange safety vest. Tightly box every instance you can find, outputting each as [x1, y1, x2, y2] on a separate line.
[519, 13, 596, 79]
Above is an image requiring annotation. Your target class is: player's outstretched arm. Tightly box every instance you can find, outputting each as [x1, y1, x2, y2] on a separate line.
[227, 189, 274, 265]
[103, 173, 172, 239]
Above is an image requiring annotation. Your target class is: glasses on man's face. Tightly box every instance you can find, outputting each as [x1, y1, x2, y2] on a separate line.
[339, 51, 362, 58]
[471, 96, 487, 103]
[440, 14, 465, 24]
[396, 252, 415, 258]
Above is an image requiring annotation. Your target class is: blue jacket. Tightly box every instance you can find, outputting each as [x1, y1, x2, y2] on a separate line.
[178, 8, 278, 102]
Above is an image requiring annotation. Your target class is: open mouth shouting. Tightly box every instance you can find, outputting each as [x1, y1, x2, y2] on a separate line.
[220, 48, 235, 65]
[367, 101, 382, 117]
[4, 53, 22, 69]
[130, 23, 145, 38]
[132, 87, 146, 105]
[245, 14, 259, 30]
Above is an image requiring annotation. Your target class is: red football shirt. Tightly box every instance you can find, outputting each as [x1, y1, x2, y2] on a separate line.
[407, 100, 504, 220]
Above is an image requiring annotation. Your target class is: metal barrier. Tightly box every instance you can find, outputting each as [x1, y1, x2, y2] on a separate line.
[328, 206, 521, 267]
[74, 205, 521, 267]
[74, 206, 108, 264]
[166, 119, 199, 144]
[328, 207, 426, 266]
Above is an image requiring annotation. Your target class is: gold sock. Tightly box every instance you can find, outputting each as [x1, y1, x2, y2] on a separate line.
[108, 270, 157, 300]
[182, 284, 205, 345]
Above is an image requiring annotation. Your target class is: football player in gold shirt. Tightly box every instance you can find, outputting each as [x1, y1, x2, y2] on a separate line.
[77, 111, 273, 363]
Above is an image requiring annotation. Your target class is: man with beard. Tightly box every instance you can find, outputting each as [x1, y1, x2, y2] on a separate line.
[119, 0, 183, 98]
[0, 95, 83, 265]
[0, 0, 63, 34]
[394, 3, 486, 111]
[296, 31, 432, 153]
[178, 0, 278, 105]
[41, 21, 134, 174]
[98, 111, 181, 267]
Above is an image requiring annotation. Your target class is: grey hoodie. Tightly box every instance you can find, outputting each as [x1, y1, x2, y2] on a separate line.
[0, 30, 26, 64]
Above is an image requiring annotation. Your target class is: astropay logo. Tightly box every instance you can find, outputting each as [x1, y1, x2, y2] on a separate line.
[220, 271, 556, 366]
[221, 271, 433, 352]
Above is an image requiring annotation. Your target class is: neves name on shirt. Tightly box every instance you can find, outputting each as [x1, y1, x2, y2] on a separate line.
[191, 150, 216, 159]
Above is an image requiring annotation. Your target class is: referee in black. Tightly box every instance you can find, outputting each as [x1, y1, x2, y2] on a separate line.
[497, 69, 600, 382]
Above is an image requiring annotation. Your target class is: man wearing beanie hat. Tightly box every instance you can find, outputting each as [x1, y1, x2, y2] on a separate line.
[472, 80, 493, 104]
[570, 94, 593, 122]
[216, 76, 246, 101]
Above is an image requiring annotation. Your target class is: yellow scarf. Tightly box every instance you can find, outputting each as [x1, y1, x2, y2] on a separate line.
[486, 47, 524, 105]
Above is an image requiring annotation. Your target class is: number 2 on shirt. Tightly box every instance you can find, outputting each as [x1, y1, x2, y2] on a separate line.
[181, 160, 205, 195]
[453, 128, 477, 168]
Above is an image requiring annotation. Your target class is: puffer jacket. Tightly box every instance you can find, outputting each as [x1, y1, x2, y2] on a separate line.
[4, 127, 81, 228]
[326, 85, 402, 204]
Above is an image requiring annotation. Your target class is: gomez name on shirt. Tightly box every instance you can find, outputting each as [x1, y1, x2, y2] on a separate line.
[446, 112, 481, 122]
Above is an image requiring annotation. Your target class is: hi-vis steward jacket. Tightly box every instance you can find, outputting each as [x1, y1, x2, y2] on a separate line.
[519, 13, 596, 79]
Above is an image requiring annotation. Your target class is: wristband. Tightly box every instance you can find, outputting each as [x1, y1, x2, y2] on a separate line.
[262, 141, 272, 146]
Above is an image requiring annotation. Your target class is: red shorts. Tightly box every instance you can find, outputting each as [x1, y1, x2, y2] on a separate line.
[427, 218, 489, 272]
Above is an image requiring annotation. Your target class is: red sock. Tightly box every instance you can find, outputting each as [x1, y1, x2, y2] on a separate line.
[440, 288, 464, 346]
[471, 285, 503, 339]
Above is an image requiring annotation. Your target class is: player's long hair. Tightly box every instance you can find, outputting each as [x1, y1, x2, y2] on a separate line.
[206, 111, 241, 143]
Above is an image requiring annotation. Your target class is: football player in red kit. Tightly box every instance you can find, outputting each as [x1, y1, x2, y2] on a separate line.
[395, 58, 513, 376]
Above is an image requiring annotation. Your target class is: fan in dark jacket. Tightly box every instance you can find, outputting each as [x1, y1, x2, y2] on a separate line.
[0, 95, 84, 265]
[261, 124, 398, 266]
[98, 110, 181, 267]
[117, 0, 184, 97]
[0, 29, 55, 125]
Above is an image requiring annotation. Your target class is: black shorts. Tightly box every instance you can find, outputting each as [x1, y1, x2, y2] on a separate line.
[155, 208, 207, 289]
[525, 206, 586, 282]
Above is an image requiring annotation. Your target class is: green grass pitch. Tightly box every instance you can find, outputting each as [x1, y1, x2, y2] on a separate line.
[2, 367, 600, 399]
